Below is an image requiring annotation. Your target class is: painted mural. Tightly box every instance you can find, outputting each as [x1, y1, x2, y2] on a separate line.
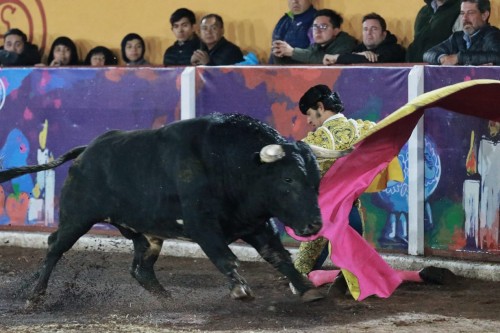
[423, 67, 500, 255]
[0, 65, 498, 258]
[195, 66, 499, 256]
[0, 67, 183, 227]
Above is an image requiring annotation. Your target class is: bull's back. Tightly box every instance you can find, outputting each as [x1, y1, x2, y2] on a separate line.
[59, 114, 284, 233]
[61, 125, 193, 223]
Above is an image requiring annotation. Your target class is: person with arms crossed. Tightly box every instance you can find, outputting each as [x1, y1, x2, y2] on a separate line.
[423, 0, 500, 65]
[324, 13, 405, 65]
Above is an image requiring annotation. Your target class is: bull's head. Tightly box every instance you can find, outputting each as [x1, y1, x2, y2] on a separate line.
[257, 143, 322, 237]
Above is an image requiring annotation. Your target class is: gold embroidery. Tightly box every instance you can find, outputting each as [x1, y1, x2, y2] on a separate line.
[296, 115, 375, 274]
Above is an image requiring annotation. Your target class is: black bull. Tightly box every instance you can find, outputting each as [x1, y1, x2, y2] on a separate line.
[0, 113, 328, 304]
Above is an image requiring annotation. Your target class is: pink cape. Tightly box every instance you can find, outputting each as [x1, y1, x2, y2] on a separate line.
[287, 80, 500, 300]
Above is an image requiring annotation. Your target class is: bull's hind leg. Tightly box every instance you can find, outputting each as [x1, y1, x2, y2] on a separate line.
[128, 234, 168, 296]
[28, 219, 94, 307]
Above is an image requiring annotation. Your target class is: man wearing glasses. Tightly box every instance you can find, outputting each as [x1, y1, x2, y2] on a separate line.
[271, 9, 356, 64]
[190, 13, 244, 66]
[423, 0, 500, 65]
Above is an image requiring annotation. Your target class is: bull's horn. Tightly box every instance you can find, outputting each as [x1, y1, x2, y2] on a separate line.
[308, 144, 353, 159]
[260, 144, 286, 163]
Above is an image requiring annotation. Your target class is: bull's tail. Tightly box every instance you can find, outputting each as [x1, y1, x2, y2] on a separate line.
[0, 145, 86, 183]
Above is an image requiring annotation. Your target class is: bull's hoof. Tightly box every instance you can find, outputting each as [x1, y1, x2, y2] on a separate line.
[25, 293, 44, 310]
[328, 273, 348, 297]
[150, 287, 172, 298]
[230, 284, 255, 301]
[301, 288, 325, 302]
[140, 282, 171, 298]
[131, 270, 170, 297]
[419, 266, 457, 285]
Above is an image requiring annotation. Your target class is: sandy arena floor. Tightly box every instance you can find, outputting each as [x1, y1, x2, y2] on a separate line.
[0, 246, 499, 332]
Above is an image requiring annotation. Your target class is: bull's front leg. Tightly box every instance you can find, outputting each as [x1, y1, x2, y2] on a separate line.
[184, 218, 255, 300]
[241, 221, 325, 302]
[178, 172, 254, 300]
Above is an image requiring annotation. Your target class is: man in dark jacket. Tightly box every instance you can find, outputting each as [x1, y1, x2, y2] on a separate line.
[163, 8, 201, 66]
[190, 14, 244, 66]
[423, 0, 500, 65]
[324, 13, 405, 65]
[0, 28, 41, 66]
[406, 0, 462, 62]
[269, 0, 316, 63]
[271, 9, 357, 64]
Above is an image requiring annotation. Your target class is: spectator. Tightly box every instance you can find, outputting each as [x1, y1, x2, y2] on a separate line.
[190, 14, 244, 66]
[121, 33, 149, 66]
[269, 0, 317, 63]
[0, 28, 41, 66]
[424, 0, 500, 65]
[324, 13, 406, 65]
[164, 8, 201, 66]
[406, 0, 462, 62]
[271, 9, 357, 64]
[47, 36, 80, 66]
[84, 46, 118, 66]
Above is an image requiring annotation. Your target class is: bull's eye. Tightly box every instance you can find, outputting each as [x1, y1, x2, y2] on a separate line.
[284, 177, 293, 183]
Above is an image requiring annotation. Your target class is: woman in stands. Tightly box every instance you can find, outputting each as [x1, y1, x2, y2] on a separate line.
[120, 33, 149, 66]
[84, 46, 118, 66]
[47, 36, 80, 66]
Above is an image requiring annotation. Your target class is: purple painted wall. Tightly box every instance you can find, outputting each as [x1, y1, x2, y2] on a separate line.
[0, 67, 182, 226]
[0, 66, 498, 259]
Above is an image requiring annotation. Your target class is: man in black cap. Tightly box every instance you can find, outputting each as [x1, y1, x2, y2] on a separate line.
[292, 84, 378, 293]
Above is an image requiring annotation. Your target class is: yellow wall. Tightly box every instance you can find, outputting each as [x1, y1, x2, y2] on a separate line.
[2, 0, 500, 65]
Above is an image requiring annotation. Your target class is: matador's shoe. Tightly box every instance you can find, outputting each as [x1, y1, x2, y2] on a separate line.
[419, 266, 457, 285]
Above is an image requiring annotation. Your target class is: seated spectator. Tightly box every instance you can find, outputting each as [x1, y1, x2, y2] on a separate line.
[190, 14, 244, 66]
[407, 0, 462, 62]
[0, 28, 41, 66]
[47, 36, 80, 66]
[269, 0, 317, 63]
[121, 33, 149, 66]
[163, 8, 201, 66]
[423, 0, 500, 65]
[324, 12, 405, 65]
[271, 9, 357, 64]
[84, 46, 118, 66]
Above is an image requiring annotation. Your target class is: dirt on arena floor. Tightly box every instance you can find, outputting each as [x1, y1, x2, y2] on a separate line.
[0, 245, 499, 333]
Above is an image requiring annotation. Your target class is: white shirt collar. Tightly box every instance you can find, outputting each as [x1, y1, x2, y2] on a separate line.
[323, 113, 346, 123]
